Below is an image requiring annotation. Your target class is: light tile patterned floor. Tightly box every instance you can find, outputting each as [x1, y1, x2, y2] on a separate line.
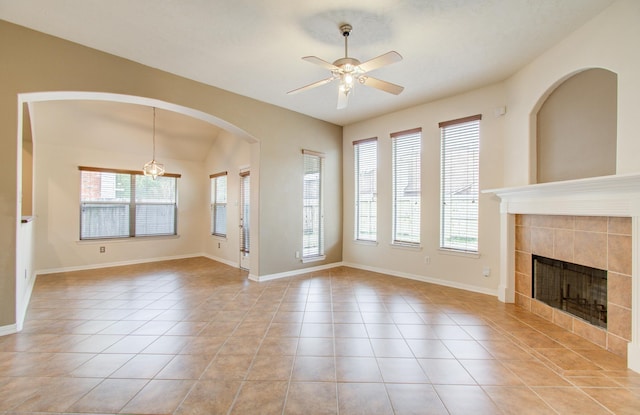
[0, 257, 639, 414]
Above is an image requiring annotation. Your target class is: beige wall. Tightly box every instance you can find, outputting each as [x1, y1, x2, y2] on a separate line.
[343, 83, 506, 294]
[204, 130, 252, 266]
[536, 68, 617, 183]
[34, 142, 208, 271]
[504, 0, 640, 186]
[0, 20, 342, 327]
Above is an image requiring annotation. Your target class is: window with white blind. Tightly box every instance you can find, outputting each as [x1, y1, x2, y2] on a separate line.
[391, 128, 422, 246]
[354, 138, 377, 242]
[302, 150, 325, 260]
[439, 114, 481, 252]
[210, 171, 227, 237]
[79, 166, 179, 240]
[239, 171, 250, 255]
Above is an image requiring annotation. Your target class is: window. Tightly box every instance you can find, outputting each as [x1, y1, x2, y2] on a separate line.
[239, 171, 250, 254]
[79, 166, 179, 240]
[210, 171, 228, 237]
[354, 138, 377, 241]
[302, 150, 325, 259]
[439, 114, 481, 252]
[391, 128, 421, 246]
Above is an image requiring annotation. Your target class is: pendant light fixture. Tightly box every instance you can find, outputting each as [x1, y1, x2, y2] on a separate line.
[142, 107, 165, 179]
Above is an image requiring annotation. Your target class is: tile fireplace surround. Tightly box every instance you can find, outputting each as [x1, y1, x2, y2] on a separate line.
[515, 214, 630, 357]
[486, 173, 640, 373]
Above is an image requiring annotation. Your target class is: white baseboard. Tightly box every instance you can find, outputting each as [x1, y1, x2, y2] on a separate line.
[342, 261, 498, 297]
[250, 261, 345, 282]
[628, 342, 640, 374]
[0, 324, 17, 336]
[35, 253, 206, 276]
[201, 254, 239, 269]
[16, 270, 38, 332]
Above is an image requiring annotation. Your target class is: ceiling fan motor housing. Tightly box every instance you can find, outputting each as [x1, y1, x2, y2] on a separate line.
[340, 24, 352, 37]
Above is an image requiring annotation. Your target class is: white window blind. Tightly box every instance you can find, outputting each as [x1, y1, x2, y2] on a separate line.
[79, 167, 179, 240]
[302, 150, 325, 259]
[210, 172, 228, 237]
[354, 138, 377, 242]
[240, 171, 250, 254]
[439, 115, 481, 252]
[391, 128, 421, 246]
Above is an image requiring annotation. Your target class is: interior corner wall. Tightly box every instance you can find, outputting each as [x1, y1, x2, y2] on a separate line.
[342, 83, 506, 295]
[0, 20, 342, 328]
[504, 0, 640, 187]
[203, 130, 251, 266]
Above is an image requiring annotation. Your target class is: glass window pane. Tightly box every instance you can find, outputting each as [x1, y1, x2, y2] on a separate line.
[440, 119, 480, 252]
[355, 139, 377, 241]
[135, 204, 175, 236]
[392, 131, 421, 245]
[81, 203, 129, 239]
[303, 153, 324, 258]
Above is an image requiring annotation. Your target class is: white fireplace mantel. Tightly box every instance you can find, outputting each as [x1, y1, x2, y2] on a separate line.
[484, 173, 640, 373]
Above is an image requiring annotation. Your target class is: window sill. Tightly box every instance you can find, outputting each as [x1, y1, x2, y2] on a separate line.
[77, 235, 180, 244]
[438, 248, 480, 259]
[302, 255, 326, 264]
[353, 239, 378, 247]
[211, 234, 228, 241]
[390, 243, 422, 251]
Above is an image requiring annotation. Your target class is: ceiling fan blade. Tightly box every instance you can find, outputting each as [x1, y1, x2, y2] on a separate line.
[337, 90, 349, 110]
[358, 51, 403, 73]
[287, 77, 336, 95]
[302, 56, 339, 71]
[361, 76, 404, 95]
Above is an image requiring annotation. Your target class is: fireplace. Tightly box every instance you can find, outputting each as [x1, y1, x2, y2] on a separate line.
[485, 173, 640, 371]
[532, 255, 607, 328]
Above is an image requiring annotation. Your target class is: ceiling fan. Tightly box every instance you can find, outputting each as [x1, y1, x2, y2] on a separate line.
[287, 23, 404, 109]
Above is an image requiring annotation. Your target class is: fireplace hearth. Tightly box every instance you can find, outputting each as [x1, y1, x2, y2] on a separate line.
[533, 255, 607, 329]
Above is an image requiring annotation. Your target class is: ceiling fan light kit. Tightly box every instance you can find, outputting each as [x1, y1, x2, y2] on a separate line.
[288, 23, 404, 109]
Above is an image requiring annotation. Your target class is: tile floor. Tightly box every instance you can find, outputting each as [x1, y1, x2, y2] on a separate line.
[0, 257, 639, 414]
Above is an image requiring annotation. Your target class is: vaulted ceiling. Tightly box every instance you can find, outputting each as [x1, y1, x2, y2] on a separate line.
[1, 0, 614, 127]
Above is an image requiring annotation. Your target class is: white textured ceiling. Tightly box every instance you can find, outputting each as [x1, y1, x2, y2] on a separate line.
[1, 0, 614, 126]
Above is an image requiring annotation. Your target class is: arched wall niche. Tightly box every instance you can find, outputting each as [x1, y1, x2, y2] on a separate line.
[535, 67, 617, 184]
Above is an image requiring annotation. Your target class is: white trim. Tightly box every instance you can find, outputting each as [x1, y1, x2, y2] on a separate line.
[389, 243, 422, 251]
[342, 261, 498, 297]
[36, 253, 204, 275]
[628, 215, 640, 373]
[202, 254, 239, 269]
[250, 262, 344, 282]
[353, 240, 378, 247]
[0, 324, 18, 337]
[16, 269, 37, 332]
[437, 248, 480, 259]
[301, 255, 326, 264]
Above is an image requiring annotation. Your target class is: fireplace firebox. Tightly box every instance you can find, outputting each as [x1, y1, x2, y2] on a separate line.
[532, 255, 607, 329]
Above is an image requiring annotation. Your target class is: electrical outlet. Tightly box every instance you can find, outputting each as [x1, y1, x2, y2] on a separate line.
[482, 267, 491, 277]
[99, 246, 106, 253]
[424, 256, 431, 264]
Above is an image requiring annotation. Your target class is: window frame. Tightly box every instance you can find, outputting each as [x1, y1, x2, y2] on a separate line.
[391, 128, 422, 247]
[354, 137, 378, 242]
[78, 166, 180, 240]
[210, 171, 228, 238]
[439, 114, 482, 253]
[302, 149, 325, 261]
